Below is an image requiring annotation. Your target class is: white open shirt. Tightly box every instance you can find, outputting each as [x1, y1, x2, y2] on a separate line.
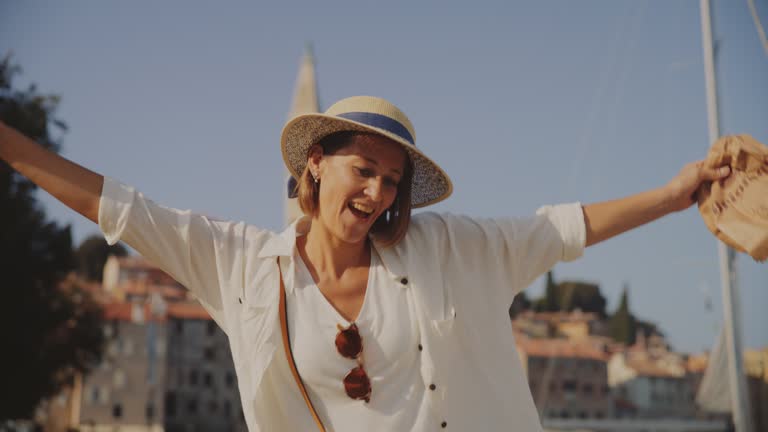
[99, 176, 585, 431]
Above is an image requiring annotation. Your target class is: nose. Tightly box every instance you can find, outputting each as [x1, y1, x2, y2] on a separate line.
[365, 178, 384, 203]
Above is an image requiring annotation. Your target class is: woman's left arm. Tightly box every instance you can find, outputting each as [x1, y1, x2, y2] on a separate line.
[583, 159, 731, 247]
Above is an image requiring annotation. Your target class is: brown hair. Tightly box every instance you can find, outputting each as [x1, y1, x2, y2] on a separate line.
[295, 131, 413, 247]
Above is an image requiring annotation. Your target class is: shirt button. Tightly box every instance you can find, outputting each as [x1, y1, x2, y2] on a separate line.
[400, 277, 408, 285]
[238, 297, 243, 304]
[441, 421, 447, 428]
[418, 344, 423, 351]
[429, 384, 436, 391]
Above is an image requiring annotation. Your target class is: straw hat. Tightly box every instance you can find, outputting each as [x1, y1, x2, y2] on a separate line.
[281, 96, 453, 208]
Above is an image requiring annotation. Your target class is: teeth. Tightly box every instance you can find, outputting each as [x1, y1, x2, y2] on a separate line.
[351, 202, 374, 214]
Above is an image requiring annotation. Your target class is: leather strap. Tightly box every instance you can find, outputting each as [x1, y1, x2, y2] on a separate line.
[278, 258, 327, 432]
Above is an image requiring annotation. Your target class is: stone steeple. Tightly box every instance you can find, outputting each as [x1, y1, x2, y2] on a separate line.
[284, 45, 320, 225]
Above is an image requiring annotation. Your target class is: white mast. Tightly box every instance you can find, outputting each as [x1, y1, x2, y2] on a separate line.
[699, 1, 754, 430]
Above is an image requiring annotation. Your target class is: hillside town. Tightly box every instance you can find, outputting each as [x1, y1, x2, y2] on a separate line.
[32, 254, 767, 432]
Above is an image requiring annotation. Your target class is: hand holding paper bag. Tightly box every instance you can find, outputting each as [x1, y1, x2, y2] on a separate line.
[697, 134, 768, 262]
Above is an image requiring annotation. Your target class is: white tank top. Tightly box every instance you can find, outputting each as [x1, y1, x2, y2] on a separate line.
[255, 246, 435, 431]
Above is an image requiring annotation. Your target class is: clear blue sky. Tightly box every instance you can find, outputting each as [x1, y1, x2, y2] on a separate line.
[2, 1, 766, 353]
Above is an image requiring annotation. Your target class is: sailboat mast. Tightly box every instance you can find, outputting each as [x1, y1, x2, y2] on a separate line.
[699, 1, 754, 430]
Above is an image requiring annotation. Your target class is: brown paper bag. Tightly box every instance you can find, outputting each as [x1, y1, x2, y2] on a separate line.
[697, 134, 768, 262]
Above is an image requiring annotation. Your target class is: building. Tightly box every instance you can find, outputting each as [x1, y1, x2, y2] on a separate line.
[79, 302, 168, 431]
[75, 296, 246, 432]
[608, 350, 695, 419]
[513, 309, 610, 340]
[516, 333, 613, 420]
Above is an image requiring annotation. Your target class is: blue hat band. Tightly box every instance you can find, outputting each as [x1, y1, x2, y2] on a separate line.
[337, 112, 415, 146]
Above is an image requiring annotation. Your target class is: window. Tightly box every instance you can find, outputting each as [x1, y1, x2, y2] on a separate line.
[107, 341, 119, 357]
[207, 321, 217, 336]
[187, 398, 198, 414]
[582, 383, 593, 395]
[225, 371, 235, 388]
[146, 403, 155, 419]
[120, 339, 134, 356]
[113, 369, 126, 389]
[90, 386, 109, 405]
[90, 387, 100, 404]
[112, 403, 123, 419]
[208, 400, 219, 413]
[563, 380, 577, 392]
[560, 410, 570, 419]
[156, 338, 166, 357]
[189, 370, 199, 386]
[204, 347, 215, 361]
[204, 372, 213, 387]
[224, 400, 231, 416]
[165, 392, 177, 417]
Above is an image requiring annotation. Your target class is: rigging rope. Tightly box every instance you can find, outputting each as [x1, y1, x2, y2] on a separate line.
[747, 0, 768, 57]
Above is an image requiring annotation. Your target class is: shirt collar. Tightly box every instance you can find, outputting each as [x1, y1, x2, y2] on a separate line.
[255, 215, 407, 282]
[256, 216, 311, 258]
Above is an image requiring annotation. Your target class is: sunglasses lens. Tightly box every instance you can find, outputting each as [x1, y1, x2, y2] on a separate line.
[335, 323, 362, 359]
[344, 365, 371, 402]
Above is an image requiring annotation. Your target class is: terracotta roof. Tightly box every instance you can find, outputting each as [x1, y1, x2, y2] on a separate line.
[102, 300, 211, 322]
[166, 302, 212, 320]
[119, 280, 187, 300]
[686, 354, 709, 374]
[102, 302, 159, 322]
[625, 357, 683, 378]
[516, 335, 609, 361]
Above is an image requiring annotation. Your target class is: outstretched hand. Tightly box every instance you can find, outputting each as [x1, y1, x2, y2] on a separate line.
[663, 160, 731, 213]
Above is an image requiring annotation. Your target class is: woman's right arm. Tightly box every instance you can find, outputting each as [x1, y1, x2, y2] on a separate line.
[1, 121, 245, 328]
[0, 121, 103, 223]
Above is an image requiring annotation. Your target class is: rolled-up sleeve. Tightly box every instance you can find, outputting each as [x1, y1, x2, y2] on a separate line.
[98, 177, 245, 328]
[516, 203, 586, 288]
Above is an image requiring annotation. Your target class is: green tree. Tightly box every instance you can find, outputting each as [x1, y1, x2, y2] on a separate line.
[509, 291, 531, 319]
[609, 284, 637, 345]
[532, 270, 560, 312]
[75, 234, 127, 282]
[543, 270, 559, 311]
[557, 281, 607, 317]
[532, 272, 607, 316]
[0, 55, 104, 420]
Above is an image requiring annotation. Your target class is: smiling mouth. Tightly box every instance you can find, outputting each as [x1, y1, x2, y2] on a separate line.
[348, 202, 374, 219]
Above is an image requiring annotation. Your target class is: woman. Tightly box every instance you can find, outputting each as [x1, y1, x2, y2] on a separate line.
[0, 95, 730, 431]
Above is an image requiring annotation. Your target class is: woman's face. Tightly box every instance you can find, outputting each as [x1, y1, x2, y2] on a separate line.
[309, 134, 407, 245]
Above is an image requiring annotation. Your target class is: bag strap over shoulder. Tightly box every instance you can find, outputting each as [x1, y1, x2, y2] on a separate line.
[278, 257, 327, 432]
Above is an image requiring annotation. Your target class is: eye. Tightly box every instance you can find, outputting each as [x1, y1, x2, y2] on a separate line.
[384, 177, 399, 188]
[355, 167, 374, 177]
